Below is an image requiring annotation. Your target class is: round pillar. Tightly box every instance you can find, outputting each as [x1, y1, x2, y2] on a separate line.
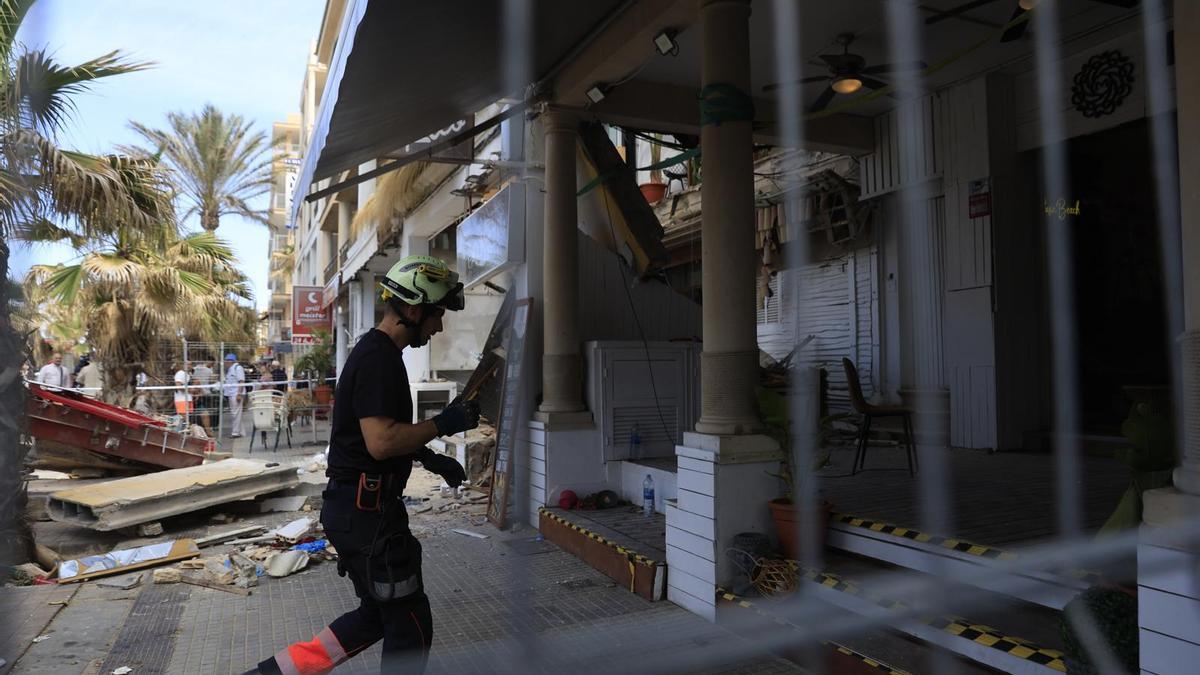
[538, 108, 585, 414]
[694, 0, 761, 435]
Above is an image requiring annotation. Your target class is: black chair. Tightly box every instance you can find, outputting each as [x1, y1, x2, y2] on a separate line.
[842, 358, 917, 476]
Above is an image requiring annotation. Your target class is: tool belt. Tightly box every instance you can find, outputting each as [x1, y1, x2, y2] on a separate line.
[321, 473, 421, 603]
[324, 473, 403, 512]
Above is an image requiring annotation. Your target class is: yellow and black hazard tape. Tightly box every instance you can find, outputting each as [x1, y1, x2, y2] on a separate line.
[716, 587, 912, 675]
[794, 566, 1067, 671]
[538, 507, 662, 568]
[829, 512, 1104, 586]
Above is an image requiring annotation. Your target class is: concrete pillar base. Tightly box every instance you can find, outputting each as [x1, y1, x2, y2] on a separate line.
[1143, 486, 1200, 531]
[666, 434, 782, 621]
[539, 352, 585, 414]
[532, 410, 593, 430]
[695, 350, 762, 436]
[900, 387, 950, 446]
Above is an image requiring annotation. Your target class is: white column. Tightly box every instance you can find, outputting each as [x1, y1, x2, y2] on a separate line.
[899, 197, 950, 445]
[1141, 4, 1200, 670]
[535, 107, 589, 424]
[335, 303, 348, 375]
[1145, 1, 1200, 518]
[693, 0, 761, 436]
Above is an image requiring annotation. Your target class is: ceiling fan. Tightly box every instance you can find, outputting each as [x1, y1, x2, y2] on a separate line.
[924, 0, 1140, 43]
[762, 33, 927, 113]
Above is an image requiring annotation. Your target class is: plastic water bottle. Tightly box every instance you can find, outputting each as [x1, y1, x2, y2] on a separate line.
[643, 474, 655, 517]
[628, 424, 641, 460]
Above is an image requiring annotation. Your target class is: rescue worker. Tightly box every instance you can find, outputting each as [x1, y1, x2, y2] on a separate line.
[248, 255, 479, 675]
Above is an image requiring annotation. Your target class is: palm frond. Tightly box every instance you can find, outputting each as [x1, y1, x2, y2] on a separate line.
[34, 264, 84, 306]
[0, 0, 35, 60]
[12, 50, 153, 132]
[80, 253, 139, 285]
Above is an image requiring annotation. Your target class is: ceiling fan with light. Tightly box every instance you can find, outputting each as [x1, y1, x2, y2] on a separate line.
[763, 33, 927, 112]
[924, 0, 1139, 43]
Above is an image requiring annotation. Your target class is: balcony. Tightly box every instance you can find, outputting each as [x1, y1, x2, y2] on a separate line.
[323, 257, 339, 286]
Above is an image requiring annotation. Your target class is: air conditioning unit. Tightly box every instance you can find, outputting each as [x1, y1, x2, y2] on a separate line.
[584, 341, 700, 462]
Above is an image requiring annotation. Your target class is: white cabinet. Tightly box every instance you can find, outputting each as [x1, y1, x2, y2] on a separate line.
[410, 381, 458, 424]
[584, 341, 700, 462]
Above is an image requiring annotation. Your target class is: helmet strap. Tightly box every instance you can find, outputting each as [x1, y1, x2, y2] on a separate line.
[388, 297, 431, 349]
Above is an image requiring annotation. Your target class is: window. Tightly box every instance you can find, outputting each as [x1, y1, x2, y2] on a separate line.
[757, 272, 782, 325]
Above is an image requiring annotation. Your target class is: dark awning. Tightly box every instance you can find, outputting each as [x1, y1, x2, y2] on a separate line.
[293, 0, 627, 221]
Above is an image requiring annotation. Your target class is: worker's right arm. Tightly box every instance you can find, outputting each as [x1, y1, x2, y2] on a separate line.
[359, 416, 439, 460]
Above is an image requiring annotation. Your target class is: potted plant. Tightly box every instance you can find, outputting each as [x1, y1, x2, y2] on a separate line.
[759, 381, 841, 561]
[1099, 394, 1176, 534]
[294, 329, 335, 406]
[639, 133, 668, 204]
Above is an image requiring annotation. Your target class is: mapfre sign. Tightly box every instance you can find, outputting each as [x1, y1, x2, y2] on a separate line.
[292, 286, 330, 344]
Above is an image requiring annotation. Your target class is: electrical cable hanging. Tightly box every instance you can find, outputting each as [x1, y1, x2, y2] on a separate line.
[599, 188, 676, 447]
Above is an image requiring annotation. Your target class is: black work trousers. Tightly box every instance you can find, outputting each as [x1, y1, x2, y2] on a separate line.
[258, 482, 432, 675]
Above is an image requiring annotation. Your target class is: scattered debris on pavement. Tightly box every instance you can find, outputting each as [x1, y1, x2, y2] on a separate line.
[272, 516, 316, 543]
[266, 550, 310, 577]
[196, 525, 268, 548]
[450, 528, 489, 539]
[32, 634, 51, 643]
[58, 539, 200, 584]
[96, 573, 143, 590]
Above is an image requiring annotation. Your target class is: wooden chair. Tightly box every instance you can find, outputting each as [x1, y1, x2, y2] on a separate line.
[842, 358, 917, 476]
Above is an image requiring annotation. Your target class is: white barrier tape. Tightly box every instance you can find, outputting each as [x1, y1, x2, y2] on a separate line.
[26, 377, 336, 394]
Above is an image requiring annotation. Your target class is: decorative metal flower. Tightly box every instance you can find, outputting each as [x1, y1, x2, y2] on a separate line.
[1071, 50, 1136, 119]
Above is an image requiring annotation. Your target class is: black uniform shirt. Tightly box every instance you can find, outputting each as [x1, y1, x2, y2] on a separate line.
[326, 328, 414, 482]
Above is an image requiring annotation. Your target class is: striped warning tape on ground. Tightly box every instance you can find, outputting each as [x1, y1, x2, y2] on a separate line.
[715, 587, 912, 675]
[795, 565, 1067, 671]
[538, 507, 662, 568]
[829, 512, 1104, 585]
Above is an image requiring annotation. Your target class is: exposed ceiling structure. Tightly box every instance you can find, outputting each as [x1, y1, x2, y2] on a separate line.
[629, 0, 1145, 120]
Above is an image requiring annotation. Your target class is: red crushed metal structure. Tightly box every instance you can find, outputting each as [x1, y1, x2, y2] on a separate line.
[26, 383, 213, 472]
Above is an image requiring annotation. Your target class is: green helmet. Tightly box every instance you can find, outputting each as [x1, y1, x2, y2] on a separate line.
[379, 255, 465, 311]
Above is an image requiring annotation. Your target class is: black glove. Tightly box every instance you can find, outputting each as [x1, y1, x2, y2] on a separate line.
[433, 398, 480, 437]
[417, 448, 467, 488]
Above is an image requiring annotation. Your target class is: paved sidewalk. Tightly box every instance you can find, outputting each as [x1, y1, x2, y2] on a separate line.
[163, 525, 801, 674]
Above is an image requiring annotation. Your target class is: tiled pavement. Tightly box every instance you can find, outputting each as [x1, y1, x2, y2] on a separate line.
[164, 526, 802, 674]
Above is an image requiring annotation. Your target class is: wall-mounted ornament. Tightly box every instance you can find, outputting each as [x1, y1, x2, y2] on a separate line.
[1070, 50, 1135, 119]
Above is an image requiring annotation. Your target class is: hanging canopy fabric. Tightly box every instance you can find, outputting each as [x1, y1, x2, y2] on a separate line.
[292, 0, 627, 225]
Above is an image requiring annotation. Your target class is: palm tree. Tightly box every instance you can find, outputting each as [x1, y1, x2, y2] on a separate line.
[26, 229, 256, 405]
[129, 104, 273, 231]
[0, 0, 172, 566]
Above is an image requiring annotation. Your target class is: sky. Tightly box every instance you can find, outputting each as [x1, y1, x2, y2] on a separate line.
[10, 0, 327, 311]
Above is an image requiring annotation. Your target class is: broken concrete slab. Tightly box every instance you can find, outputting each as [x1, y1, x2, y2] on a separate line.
[46, 459, 300, 531]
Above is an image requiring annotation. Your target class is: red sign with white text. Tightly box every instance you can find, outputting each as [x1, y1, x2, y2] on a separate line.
[292, 286, 330, 343]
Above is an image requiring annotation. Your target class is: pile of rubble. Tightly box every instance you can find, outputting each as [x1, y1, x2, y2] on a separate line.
[12, 516, 336, 595]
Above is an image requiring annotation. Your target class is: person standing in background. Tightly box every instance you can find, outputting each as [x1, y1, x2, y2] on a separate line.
[223, 353, 246, 438]
[192, 361, 216, 436]
[173, 362, 193, 427]
[77, 358, 105, 397]
[270, 361, 287, 393]
[35, 353, 70, 388]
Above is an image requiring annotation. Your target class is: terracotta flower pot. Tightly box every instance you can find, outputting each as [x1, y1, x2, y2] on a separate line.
[313, 385, 333, 406]
[769, 498, 832, 561]
[639, 181, 667, 204]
